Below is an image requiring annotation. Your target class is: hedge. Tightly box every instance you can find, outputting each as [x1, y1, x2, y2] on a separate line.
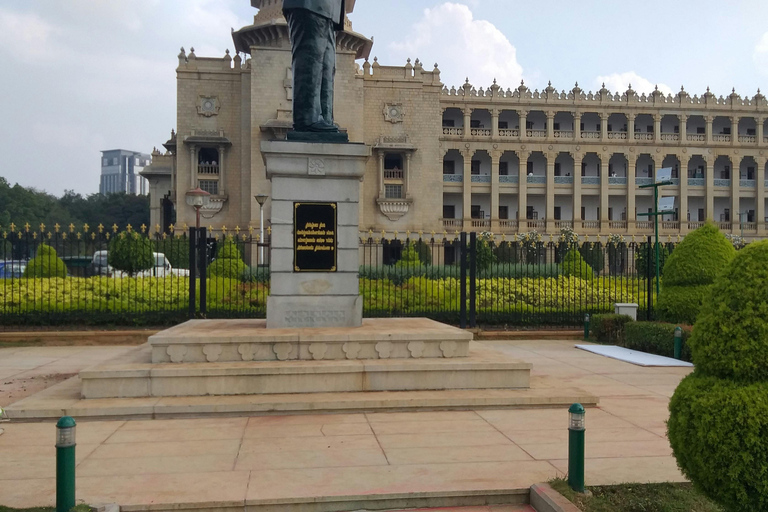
[624, 321, 692, 362]
[590, 314, 633, 344]
[359, 264, 561, 285]
[23, 244, 67, 278]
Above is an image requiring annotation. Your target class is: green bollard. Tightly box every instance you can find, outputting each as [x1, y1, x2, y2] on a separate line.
[584, 314, 590, 341]
[56, 416, 76, 512]
[674, 326, 683, 360]
[568, 403, 585, 493]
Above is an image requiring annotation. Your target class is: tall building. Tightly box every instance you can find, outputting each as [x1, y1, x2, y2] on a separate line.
[143, 0, 768, 241]
[100, 149, 150, 196]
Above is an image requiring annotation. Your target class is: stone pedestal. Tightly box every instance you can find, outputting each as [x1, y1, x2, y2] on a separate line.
[261, 141, 370, 329]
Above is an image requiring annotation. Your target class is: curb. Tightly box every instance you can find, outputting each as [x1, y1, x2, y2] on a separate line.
[0, 330, 158, 346]
[530, 483, 582, 512]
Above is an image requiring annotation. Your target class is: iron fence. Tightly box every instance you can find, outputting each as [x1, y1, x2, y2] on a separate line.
[0, 224, 673, 330]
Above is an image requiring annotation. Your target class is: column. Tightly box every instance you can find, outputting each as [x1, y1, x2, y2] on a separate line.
[377, 152, 385, 199]
[189, 146, 197, 188]
[731, 116, 739, 146]
[518, 151, 529, 228]
[758, 156, 767, 236]
[731, 156, 740, 233]
[758, 116, 765, 146]
[546, 110, 555, 139]
[546, 153, 556, 233]
[706, 115, 714, 145]
[218, 145, 226, 193]
[404, 152, 412, 197]
[462, 148, 473, 227]
[653, 113, 662, 143]
[599, 156, 609, 232]
[680, 114, 688, 144]
[491, 109, 500, 139]
[627, 113, 635, 142]
[705, 156, 715, 221]
[600, 112, 609, 142]
[463, 108, 472, 140]
[680, 154, 689, 232]
[573, 153, 583, 231]
[491, 150, 501, 232]
[627, 155, 636, 232]
[574, 111, 581, 141]
[519, 110, 528, 141]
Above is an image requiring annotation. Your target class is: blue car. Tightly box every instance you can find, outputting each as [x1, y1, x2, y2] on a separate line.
[0, 260, 27, 279]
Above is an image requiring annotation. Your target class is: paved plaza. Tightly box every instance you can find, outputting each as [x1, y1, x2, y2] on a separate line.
[0, 339, 691, 509]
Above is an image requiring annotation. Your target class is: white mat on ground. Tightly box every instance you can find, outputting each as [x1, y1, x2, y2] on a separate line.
[575, 344, 694, 367]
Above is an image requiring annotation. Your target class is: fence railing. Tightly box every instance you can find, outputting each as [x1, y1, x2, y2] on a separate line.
[1, 225, 672, 330]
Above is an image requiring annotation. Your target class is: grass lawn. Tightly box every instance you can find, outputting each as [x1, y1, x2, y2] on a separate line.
[550, 479, 724, 512]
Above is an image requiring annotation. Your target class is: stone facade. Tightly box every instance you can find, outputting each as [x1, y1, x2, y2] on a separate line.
[150, 0, 768, 240]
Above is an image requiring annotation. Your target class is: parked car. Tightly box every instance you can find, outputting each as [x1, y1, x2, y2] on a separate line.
[0, 260, 27, 279]
[91, 250, 113, 276]
[137, 253, 190, 278]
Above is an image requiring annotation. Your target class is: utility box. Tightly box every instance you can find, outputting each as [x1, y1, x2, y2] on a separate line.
[614, 303, 638, 321]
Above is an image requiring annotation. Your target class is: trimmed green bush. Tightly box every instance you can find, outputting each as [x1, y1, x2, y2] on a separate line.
[624, 321, 692, 362]
[689, 240, 768, 381]
[395, 244, 423, 268]
[635, 242, 670, 278]
[668, 374, 768, 511]
[208, 237, 248, 280]
[23, 243, 67, 278]
[590, 313, 633, 344]
[562, 248, 594, 281]
[658, 223, 735, 324]
[108, 233, 154, 277]
[579, 243, 604, 275]
[241, 265, 270, 283]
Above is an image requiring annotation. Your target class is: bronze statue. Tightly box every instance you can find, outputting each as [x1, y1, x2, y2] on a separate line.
[283, 0, 347, 138]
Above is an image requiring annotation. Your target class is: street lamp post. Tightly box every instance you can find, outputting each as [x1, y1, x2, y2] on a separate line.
[185, 187, 211, 229]
[255, 194, 269, 265]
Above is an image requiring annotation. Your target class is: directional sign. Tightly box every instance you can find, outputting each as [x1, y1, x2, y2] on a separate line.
[658, 196, 676, 213]
[656, 167, 673, 183]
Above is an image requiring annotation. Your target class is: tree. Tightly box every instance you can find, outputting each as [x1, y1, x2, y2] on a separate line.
[668, 240, 768, 511]
[23, 244, 67, 278]
[208, 237, 247, 279]
[561, 248, 594, 280]
[108, 232, 154, 277]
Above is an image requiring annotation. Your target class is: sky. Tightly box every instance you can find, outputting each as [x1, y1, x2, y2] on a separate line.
[2, 0, 768, 196]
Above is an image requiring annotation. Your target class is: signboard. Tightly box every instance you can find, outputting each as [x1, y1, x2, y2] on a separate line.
[656, 167, 673, 184]
[294, 202, 337, 272]
[658, 196, 676, 213]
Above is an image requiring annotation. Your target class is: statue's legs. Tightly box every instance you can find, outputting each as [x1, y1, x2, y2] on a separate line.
[319, 23, 337, 126]
[285, 9, 336, 131]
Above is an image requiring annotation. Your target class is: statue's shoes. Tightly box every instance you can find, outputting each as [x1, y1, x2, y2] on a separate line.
[296, 121, 340, 133]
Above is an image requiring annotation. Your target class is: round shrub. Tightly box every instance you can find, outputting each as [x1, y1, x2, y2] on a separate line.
[23, 243, 67, 278]
[662, 222, 735, 287]
[688, 240, 768, 381]
[395, 244, 422, 268]
[108, 233, 154, 277]
[668, 373, 768, 511]
[561, 248, 593, 281]
[656, 285, 708, 325]
[208, 237, 247, 280]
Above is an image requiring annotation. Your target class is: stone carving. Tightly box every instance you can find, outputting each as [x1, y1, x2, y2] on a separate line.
[197, 96, 220, 117]
[440, 341, 458, 358]
[203, 344, 222, 362]
[375, 341, 393, 359]
[408, 341, 425, 358]
[300, 279, 332, 294]
[273, 343, 294, 361]
[308, 158, 326, 175]
[285, 310, 346, 326]
[343, 342, 362, 360]
[383, 103, 404, 123]
[308, 343, 328, 360]
[167, 345, 188, 363]
[238, 344, 257, 361]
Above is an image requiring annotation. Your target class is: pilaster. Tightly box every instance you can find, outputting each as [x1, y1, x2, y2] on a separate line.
[462, 148, 473, 225]
[705, 155, 715, 221]
[545, 153, 556, 233]
[491, 150, 501, 233]
[600, 113, 609, 142]
[519, 110, 528, 141]
[518, 150, 529, 226]
[680, 114, 688, 146]
[627, 156, 636, 232]
[679, 153, 688, 231]
[706, 115, 714, 145]
[599, 156, 609, 232]
[491, 109, 500, 139]
[626, 113, 634, 142]
[758, 156, 767, 236]
[574, 111, 581, 141]
[573, 152, 583, 231]
[731, 155, 739, 233]
[546, 111, 555, 139]
[731, 116, 739, 147]
[463, 108, 472, 140]
[653, 114, 661, 144]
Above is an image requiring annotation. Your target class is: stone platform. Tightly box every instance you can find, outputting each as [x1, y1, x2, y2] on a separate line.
[149, 318, 473, 363]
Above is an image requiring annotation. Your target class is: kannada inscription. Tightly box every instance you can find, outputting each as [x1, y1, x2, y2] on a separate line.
[294, 202, 337, 272]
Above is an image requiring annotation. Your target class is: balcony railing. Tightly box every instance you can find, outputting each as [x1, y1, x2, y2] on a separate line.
[686, 134, 705, 142]
[197, 164, 220, 175]
[740, 222, 758, 231]
[581, 131, 600, 139]
[500, 175, 519, 184]
[714, 179, 731, 187]
[634, 133, 654, 141]
[660, 133, 680, 141]
[609, 221, 627, 230]
[527, 129, 546, 138]
[471, 219, 491, 229]
[662, 221, 680, 230]
[499, 129, 519, 138]
[554, 130, 574, 139]
[470, 128, 491, 137]
[442, 219, 463, 229]
[713, 134, 731, 142]
[443, 174, 463, 183]
[582, 176, 601, 185]
[637, 221, 654, 230]
[582, 220, 599, 229]
[740, 179, 756, 188]
[442, 127, 463, 136]
[526, 220, 545, 229]
[527, 175, 546, 184]
[738, 135, 757, 143]
[608, 177, 627, 185]
[499, 220, 518, 230]
[555, 221, 573, 229]
[688, 178, 705, 186]
[688, 222, 705, 230]
[554, 176, 574, 184]
[384, 169, 404, 180]
[607, 132, 628, 140]
[471, 175, 491, 183]
[636, 177, 653, 186]
[718, 222, 732, 231]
